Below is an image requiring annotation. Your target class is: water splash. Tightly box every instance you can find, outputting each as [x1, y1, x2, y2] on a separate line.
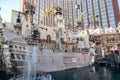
[31, 45, 37, 80]
[9, 45, 52, 80]
[23, 46, 31, 80]
[9, 73, 52, 80]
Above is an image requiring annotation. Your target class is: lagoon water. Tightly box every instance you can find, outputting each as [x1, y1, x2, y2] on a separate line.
[50, 66, 120, 80]
[2, 66, 120, 80]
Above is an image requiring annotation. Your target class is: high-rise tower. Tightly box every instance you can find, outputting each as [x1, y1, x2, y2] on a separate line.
[20, 0, 120, 29]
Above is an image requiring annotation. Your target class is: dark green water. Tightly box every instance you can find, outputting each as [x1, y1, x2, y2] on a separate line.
[2, 66, 120, 80]
[50, 66, 120, 80]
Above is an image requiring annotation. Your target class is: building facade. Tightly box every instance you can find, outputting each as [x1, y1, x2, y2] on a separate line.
[20, 0, 120, 30]
[66, 0, 120, 29]
[91, 33, 120, 56]
[21, 0, 58, 26]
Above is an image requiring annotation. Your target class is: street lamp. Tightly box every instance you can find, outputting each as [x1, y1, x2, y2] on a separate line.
[16, 12, 21, 23]
[14, 11, 24, 35]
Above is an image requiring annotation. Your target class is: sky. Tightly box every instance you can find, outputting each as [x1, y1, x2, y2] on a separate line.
[0, 0, 20, 22]
[119, 0, 120, 9]
[0, 0, 120, 22]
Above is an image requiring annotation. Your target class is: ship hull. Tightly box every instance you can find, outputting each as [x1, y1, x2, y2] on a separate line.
[10, 52, 90, 73]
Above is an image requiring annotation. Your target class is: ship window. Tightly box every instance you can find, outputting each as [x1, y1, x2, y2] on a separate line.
[80, 37, 84, 41]
[19, 55, 22, 60]
[15, 46, 17, 48]
[112, 38, 114, 41]
[76, 38, 79, 43]
[23, 47, 25, 50]
[19, 46, 22, 49]
[22, 55, 25, 60]
[16, 54, 21, 59]
[32, 30, 40, 41]
[69, 38, 70, 41]
[26, 25, 28, 27]
[46, 35, 51, 43]
[9, 45, 13, 48]
[11, 54, 15, 59]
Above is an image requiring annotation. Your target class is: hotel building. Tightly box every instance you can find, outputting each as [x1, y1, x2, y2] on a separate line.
[20, 0, 120, 30]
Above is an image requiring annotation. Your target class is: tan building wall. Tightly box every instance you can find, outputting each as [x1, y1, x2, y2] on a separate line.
[11, 10, 68, 48]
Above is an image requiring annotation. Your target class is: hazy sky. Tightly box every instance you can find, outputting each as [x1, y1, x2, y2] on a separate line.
[119, 0, 120, 9]
[0, 0, 120, 22]
[0, 0, 20, 22]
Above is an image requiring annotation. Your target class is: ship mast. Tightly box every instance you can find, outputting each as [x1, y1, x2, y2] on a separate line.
[54, 0, 65, 52]
[24, 0, 37, 45]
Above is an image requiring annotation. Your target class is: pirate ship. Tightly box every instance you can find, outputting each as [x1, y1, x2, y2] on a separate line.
[0, 0, 90, 74]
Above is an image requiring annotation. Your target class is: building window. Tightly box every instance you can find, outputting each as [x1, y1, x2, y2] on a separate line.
[15, 46, 17, 48]
[9, 45, 13, 48]
[23, 47, 25, 50]
[80, 37, 84, 41]
[46, 35, 51, 43]
[22, 55, 25, 60]
[16, 54, 21, 60]
[19, 46, 22, 49]
[32, 30, 40, 41]
[11, 54, 15, 59]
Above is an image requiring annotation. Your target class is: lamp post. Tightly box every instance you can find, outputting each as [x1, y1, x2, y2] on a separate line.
[14, 11, 23, 35]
